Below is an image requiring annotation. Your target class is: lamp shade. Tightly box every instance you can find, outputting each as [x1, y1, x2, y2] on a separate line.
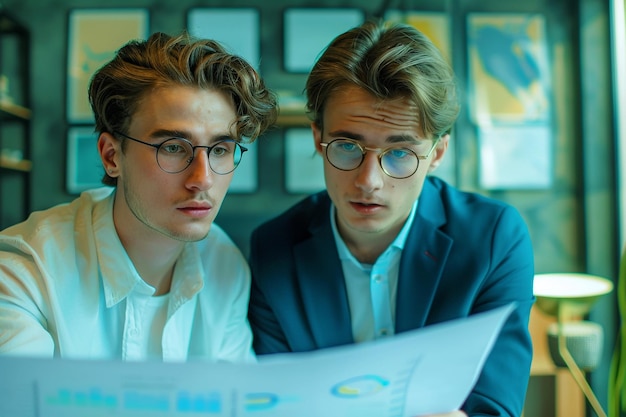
[533, 273, 613, 317]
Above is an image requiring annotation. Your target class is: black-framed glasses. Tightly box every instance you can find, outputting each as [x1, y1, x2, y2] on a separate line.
[114, 131, 247, 175]
[319, 137, 439, 179]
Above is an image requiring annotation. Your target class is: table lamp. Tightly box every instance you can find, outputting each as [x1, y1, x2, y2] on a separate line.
[534, 273, 614, 417]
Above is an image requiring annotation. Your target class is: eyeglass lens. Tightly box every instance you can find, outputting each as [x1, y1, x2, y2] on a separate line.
[157, 138, 243, 174]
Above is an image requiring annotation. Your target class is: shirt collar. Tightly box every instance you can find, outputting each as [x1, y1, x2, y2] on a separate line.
[92, 189, 204, 308]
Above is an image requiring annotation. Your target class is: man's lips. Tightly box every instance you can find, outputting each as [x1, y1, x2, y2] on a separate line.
[177, 201, 213, 217]
[350, 200, 384, 214]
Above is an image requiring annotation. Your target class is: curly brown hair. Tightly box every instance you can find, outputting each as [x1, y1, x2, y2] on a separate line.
[89, 31, 278, 186]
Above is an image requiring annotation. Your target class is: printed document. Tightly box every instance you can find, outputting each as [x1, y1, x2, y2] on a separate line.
[0, 303, 515, 417]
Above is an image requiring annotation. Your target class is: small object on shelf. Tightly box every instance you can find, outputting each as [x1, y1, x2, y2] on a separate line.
[0, 148, 30, 171]
[0, 99, 31, 120]
[0, 155, 31, 172]
[276, 91, 309, 127]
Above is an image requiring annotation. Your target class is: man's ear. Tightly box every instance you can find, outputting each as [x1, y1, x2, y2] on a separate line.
[428, 134, 450, 172]
[98, 132, 121, 178]
[311, 122, 323, 154]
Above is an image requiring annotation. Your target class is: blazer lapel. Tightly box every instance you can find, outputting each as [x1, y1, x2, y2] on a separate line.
[293, 200, 354, 349]
[396, 180, 453, 333]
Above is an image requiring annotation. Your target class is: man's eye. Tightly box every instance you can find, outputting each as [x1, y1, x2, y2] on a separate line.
[162, 144, 186, 154]
[211, 146, 229, 157]
[338, 142, 358, 152]
[388, 148, 410, 158]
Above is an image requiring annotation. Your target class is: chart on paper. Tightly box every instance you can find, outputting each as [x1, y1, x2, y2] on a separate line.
[34, 356, 419, 416]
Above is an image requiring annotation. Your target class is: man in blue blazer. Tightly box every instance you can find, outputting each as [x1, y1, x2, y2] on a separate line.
[249, 20, 534, 417]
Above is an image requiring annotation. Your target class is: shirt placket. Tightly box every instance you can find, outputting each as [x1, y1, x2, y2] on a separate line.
[370, 265, 394, 339]
[122, 295, 145, 361]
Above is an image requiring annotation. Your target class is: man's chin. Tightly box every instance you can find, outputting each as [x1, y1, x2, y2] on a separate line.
[168, 226, 211, 242]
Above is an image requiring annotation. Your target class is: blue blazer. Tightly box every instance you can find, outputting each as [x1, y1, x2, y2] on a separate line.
[248, 177, 535, 417]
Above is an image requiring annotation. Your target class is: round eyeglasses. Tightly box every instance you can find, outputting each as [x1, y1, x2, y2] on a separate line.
[319, 137, 439, 179]
[114, 131, 247, 175]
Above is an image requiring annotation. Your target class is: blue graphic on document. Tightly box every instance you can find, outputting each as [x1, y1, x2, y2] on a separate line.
[331, 375, 389, 398]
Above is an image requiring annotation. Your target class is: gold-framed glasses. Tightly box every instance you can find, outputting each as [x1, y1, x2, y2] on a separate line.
[319, 137, 439, 179]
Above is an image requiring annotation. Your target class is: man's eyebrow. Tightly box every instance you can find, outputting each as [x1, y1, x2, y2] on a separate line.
[386, 134, 421, 144]
[148, 129, 235, 142]
[327, 130, 420, 144]
[148, 129, 189, 140]
[327, 130, 363, 140]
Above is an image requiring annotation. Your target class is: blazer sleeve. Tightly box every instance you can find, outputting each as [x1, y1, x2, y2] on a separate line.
[462, 205, 535, 417]
[248, 227, 293, 354]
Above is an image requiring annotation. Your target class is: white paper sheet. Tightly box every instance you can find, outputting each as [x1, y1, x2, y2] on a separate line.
[0, 304, 515, 417]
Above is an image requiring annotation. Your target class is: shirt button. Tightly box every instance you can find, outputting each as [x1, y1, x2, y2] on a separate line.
[373, 275, 383, 284]
[379, 328, 389, 336]
[129, 328, 139, 337]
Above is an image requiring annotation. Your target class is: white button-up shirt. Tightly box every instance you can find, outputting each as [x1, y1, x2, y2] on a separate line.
[0, 188, 254, 363]
[331, 201, 417, 343]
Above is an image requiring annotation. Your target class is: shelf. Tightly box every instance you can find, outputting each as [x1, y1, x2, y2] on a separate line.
[0, 100, 31, 120]
[0, 7, 31, 230]
[0, 154, 32, 172]
[277, 108, 310, 127]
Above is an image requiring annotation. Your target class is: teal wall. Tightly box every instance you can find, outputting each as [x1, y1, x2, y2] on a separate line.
[0, 0, 620, 415]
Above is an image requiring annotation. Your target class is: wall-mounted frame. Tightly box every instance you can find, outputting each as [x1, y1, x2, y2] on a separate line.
[284, 128, 325, 194]
[228, 140, 258, 194]
[478, 125, 552, 190]
[467, 13, 553, 190]
[67, 9, 149, 123]
[467, 13, 551, 125]
[384, 11, 451, 62]
[187, 8, 260, 71]
[283, 8, 364, 73]
[66, 126, 105, 194]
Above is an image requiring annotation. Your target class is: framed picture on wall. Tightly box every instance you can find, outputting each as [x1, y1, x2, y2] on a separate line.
[67, 9, 149, 123]
[66, 126, 106, 194]
[467, 13, 551, 125]
[187, 8, 260, 71]
[283, 8, 364, 73]
[467, 13, 553, 190]
[284, 128, 325, 194]
[478, 124, 552, 190]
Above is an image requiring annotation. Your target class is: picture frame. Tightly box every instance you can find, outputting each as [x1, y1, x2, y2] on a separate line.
[478, 125, 552, 190]
[466, 13, 551, 125]
[187, 8, 260, 71]
[283, 8, 364, 73]
[66, 126, 106, 194]
[67, 9, 149, 123]
[284, 128, 325, 194]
